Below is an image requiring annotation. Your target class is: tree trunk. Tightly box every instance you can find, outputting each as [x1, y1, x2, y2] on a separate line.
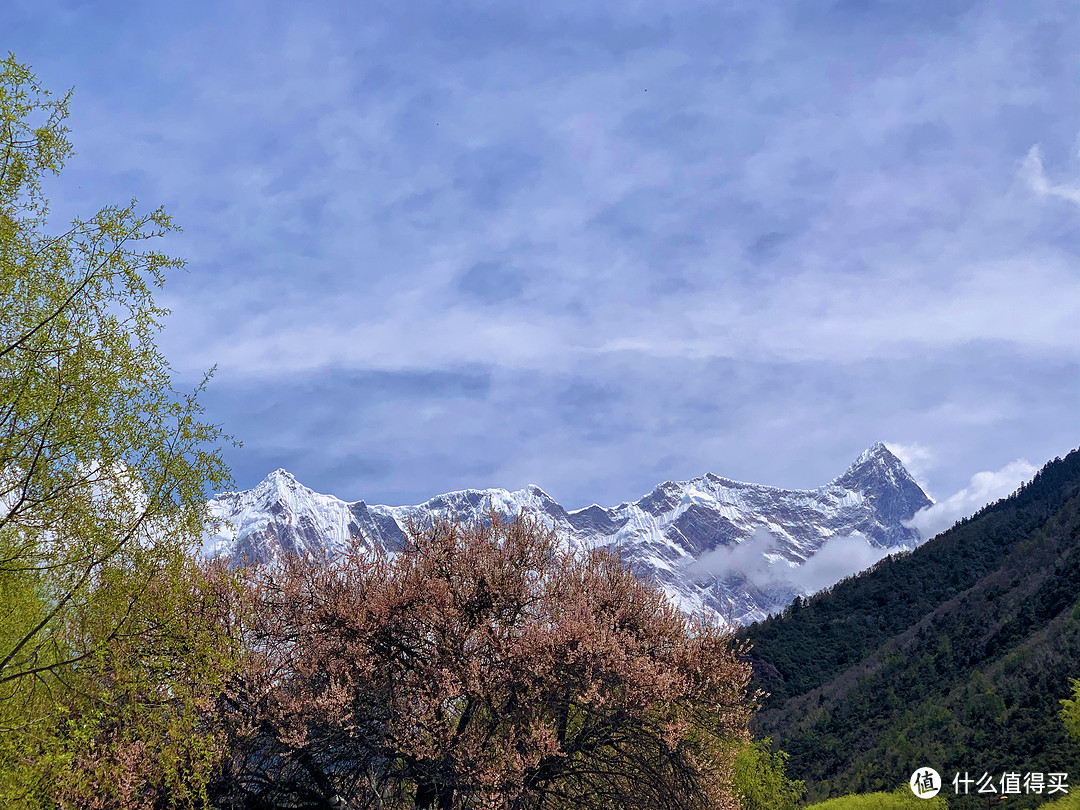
[414, 779, 454, 810]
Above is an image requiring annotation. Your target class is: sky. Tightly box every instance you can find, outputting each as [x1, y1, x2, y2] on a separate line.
[5, 0, 1078, 514]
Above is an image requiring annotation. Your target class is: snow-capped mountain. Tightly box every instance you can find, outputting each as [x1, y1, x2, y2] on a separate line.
[204, 442, 932, 625]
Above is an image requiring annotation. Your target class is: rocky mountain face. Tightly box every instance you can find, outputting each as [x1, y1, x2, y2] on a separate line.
[203, 442, 932, 625]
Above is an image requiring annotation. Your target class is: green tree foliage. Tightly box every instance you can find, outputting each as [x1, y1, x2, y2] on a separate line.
[1063, 678, 1080, 744]
[732, 738, 804, 810]
[0, 54, 235, 808]
[211, 516, 755, 810]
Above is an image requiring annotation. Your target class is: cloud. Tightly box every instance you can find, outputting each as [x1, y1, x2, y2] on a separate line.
[10, 0, 1077, 514]
[1021, 145, 1080, 206]
[785, 534, 892, 594]
[108, 0, 1076, 384]
[163, 248, 1080, 382]
[689, 528, 779, 585]
[885, 442, 936, 494]
[689, 529, 892, 597]
[904, 459, 1038, 540]
[189, 343, 1077, 513]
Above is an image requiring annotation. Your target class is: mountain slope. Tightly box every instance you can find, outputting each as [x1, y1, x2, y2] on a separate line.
[204, 443, 930, 625]
[742, 449, 1080, 806]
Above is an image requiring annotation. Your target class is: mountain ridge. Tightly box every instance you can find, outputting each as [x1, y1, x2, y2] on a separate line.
[203, 442, 932, 624]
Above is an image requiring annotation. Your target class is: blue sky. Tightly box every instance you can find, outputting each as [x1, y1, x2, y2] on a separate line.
[6, 0, 1078, 511]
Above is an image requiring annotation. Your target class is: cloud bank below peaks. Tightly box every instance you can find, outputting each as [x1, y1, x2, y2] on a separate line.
[688, 528, 893, 598]
[904, 458, 1038, 541]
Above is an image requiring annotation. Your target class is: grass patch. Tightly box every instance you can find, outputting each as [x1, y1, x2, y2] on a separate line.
[805, 787, 949, 810]
[1041, 794, 1080, 810]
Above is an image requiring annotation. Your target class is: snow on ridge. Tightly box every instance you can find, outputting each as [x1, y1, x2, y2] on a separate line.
[203, 443, 931, 625]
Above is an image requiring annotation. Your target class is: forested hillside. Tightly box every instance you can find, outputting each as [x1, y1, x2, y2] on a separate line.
[741, 449, 1080, 807]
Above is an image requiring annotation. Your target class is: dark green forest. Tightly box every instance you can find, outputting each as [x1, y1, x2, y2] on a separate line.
[741, 449, 1080, 807]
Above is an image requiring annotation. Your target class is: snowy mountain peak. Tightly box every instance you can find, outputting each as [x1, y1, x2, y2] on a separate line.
[249, 467, 306, 498]
[840, 441, 901, 476]
[834, 443, 930, 528]
[204, 443, 931, 625]
[261, 467, 298, 485]
[835, 443, 907, 488]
